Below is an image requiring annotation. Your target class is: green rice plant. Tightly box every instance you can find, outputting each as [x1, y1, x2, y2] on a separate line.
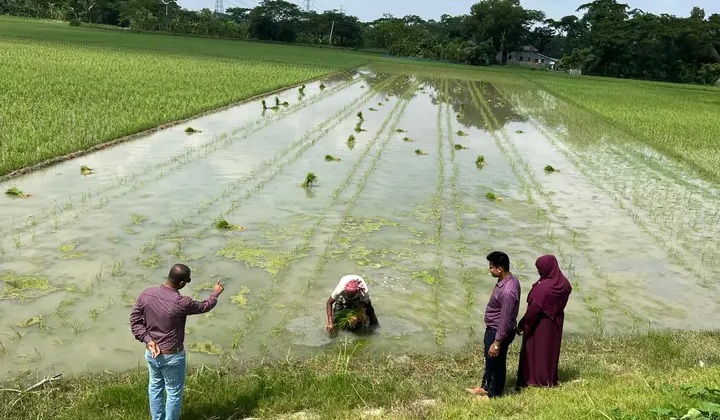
[369, 107, 378, 111]
[184, 127, 201, 134]
[485, 191, 502, 201]
[301, 172, 317, 188]
[403, 137, 413, 142]
[395, 128, 407, 133]
[111, 260, 125, 276]
[357, 111, 364, 120]
[544, 164, 560, 173]
[5, 187, 30, 198]
[354, 122, 366, 133]
[475, 155, 486, 167]
[319, 82, 326, 90]
[454, 144, 467, 150]
[214, 217, 246, 231]
[80, 165, 93, 175]
[333, 308, 369, 330]
[456, 130, 468, 136]
[516, 130, 525, 134]
[324, 154, 341, 162]
[415, 149, 428, 156]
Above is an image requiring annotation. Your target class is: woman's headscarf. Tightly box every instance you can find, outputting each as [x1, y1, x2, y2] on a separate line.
[528, 255, 572, 320]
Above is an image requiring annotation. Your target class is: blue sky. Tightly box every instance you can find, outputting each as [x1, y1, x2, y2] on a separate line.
[180, 0, 720, 21]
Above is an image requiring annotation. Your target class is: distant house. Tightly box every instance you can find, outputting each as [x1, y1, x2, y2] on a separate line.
[497, 46, 559, 70]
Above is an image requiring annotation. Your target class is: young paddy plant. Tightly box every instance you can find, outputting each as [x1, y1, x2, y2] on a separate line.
[214, 217, 246, 231]
[5, 187, 30, 198]
[454, 144, 467, 150]
[301, 172, 318, 188]
[184, 127, 201, 134]
[80, 165, 93, 175]
[475, 155, 486, 167]
[415, 149, 428, 156]
[324, 154, 341, 162]
[544, 164, 560, 173]
[403, 137, 413, 142]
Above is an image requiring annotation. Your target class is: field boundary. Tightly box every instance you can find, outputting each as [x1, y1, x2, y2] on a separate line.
[0, 69, 354, 183]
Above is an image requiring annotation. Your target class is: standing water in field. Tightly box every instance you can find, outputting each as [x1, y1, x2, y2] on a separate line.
[0, 70, 719, 377]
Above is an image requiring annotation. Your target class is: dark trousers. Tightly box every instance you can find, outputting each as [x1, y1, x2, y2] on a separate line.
[482, 328, 516, 398]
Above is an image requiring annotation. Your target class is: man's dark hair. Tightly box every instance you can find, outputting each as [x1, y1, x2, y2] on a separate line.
[486, 251, 510, 272]
[168, 264, 191, 283]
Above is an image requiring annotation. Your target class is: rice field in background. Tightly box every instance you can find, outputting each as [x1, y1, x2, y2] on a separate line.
[0, 17, 373, 177]
[2, 19, 720, 380]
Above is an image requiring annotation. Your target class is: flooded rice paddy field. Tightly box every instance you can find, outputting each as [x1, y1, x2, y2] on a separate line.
[1, 69, 719, 377]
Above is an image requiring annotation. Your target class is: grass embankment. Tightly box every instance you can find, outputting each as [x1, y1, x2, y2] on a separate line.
[1, 331, 719, 419]
[0, 17, 372, 177]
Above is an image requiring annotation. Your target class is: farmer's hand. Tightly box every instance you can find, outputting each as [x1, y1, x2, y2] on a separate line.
[147, 341, 161, 358]
[488, 341, 501, 358]
[326, 322, 335, 334]
[213, 278, 224, 295]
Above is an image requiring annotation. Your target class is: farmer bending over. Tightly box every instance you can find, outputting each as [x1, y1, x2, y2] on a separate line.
[325, 275, 379, 334]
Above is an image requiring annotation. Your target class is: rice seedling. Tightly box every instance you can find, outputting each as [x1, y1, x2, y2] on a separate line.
[324, 154, 341, 162]
[395, 128, 407, 133]
[369, 108, 378, 111]
[188, 341, 223, 355]
[80, 165, 93, 175]
[357, 111, 364, 120]
[5, 187, 30, 198]
[184, 127, 201, 134]
[111, 260, 125, 276]
[403, 137, 413, 142]
[333, 308, 370, 331]
[485, 192, 503, 202]
[544, 164, 560, 173]
[456, 130, 468, 136]
[354, 122, 367, 133]
[214, 217, 246, 231]
[319, 82, 326, 90]
[275, 96, 289, 107]
[454, 144, 467, 150]
[301, 172, 317, 188]
[475, 155, 486, 167]
[298, 84, 306, 94]
[516, 130, 525, 134]
[415, 149, 428, 156]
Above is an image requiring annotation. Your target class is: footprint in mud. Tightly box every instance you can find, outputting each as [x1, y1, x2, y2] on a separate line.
[285, 315, 423, 347]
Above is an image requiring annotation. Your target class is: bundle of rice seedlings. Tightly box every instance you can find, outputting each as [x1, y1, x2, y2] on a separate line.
[334, 308, 369, 330]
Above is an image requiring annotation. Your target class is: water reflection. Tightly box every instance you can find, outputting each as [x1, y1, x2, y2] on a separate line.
[423, 79, 526, 131]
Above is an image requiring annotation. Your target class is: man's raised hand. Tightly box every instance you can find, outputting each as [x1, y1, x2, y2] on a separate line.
[213, 278, 224, 295]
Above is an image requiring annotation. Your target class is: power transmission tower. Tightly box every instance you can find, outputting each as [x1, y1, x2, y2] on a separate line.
[214, 0, 224, 14]
[305, 0, 311, 11]
[339, 5, 343, 13]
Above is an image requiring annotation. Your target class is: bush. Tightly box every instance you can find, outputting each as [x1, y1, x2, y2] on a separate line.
[69, 19, 81, 27]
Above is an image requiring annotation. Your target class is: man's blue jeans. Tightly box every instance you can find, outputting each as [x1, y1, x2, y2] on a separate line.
[145, 349, 187, 420]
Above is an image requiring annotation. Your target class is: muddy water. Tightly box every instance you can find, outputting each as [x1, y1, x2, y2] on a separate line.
[0, 71, 717, 377]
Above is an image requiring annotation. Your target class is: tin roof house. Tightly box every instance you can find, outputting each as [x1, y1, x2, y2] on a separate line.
[496, 45, 559, 70]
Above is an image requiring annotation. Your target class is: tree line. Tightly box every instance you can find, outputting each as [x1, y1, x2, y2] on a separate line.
[2, 0, 719, 84]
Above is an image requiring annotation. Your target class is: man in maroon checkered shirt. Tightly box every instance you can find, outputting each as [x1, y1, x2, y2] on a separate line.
[467, 251, 521, 399]
[130, 264, 224, 420]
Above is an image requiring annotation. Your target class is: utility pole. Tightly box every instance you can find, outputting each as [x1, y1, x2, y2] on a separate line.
[214, 0, 224, 14]
[329, 20, 335, 45]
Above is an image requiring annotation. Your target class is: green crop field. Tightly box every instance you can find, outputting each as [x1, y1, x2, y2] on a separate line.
[2, 17, 720, 420]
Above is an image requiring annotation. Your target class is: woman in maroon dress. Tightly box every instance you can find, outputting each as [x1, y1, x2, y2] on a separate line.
[516, 254, 572, 389]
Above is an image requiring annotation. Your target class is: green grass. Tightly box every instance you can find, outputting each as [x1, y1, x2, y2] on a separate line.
[1, 331, 719, 419]
[0, 17, 372, 177]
